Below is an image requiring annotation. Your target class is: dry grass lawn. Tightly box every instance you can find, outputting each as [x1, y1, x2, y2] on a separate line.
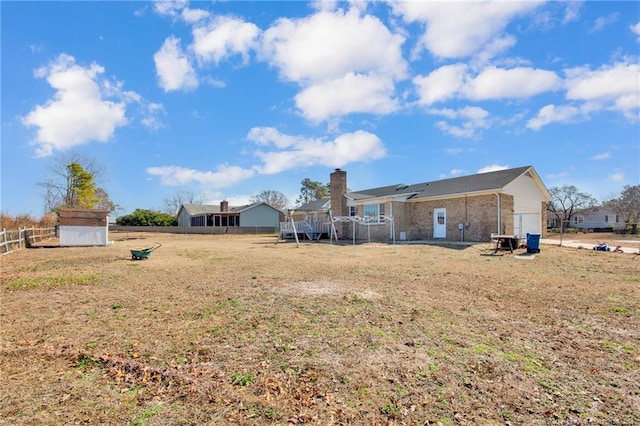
[1, 232, 639, 425]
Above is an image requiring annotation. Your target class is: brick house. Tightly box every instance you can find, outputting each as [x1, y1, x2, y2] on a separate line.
[296, 166, 550, 242]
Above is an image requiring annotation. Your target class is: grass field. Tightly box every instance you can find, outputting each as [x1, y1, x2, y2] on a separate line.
[1, 232, 639, 425]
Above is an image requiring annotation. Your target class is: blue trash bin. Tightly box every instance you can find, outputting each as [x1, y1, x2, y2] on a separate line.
[526, 233, 541, 253]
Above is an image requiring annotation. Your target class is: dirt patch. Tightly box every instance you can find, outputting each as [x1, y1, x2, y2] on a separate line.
[1, 232, 639, 425]
[281, 280, 381, 300]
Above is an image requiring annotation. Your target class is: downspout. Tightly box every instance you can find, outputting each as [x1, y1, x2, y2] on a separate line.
[495, 193, 501, 235]
[389, 201, 393, 240]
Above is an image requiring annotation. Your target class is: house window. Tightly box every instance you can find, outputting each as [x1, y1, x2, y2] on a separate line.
[605, 215, 619, 224]
[312, 212, 318, 222]
[349, 206, 356, 217]
[574, 215, 584, 224]
[363, 203, 385, 224]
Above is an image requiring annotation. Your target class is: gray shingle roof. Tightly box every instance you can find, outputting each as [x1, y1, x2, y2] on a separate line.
[348, 166, 535, 200]
[295, 198, 330, 211]
[181, 202, 264, 215]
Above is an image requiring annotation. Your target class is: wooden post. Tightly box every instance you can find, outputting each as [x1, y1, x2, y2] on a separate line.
[288, 210, 299, 248]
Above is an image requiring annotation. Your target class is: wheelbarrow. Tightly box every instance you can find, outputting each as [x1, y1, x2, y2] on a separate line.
[130, 243, 162, 260]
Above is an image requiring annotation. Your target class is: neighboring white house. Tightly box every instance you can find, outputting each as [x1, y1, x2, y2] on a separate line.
[177, 201, 282, 228]
[569, 207, 626, 231]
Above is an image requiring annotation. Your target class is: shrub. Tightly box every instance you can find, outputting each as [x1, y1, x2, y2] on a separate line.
[116, 209, 177, 226]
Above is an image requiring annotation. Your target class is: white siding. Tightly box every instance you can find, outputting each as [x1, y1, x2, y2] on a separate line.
[59, 225, 108, 246]
[504, 172, 547, 237]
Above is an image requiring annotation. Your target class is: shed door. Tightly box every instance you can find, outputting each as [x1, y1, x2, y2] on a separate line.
[433, 208, 446, 239]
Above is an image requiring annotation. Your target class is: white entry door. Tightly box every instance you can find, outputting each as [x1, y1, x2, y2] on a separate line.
[433, 208, 446, 239]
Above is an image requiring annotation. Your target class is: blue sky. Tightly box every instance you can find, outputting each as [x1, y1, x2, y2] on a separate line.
[2, 0, 639, 217]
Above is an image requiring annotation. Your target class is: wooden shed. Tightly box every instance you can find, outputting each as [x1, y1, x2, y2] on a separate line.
[58, 208, 109, 246]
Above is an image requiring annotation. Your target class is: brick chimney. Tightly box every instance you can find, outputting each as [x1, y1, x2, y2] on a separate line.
[330, 168, 347, 236]
[220, 200, 229, 213]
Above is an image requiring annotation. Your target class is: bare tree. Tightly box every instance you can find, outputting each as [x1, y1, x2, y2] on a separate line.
[163, 190, 205, 214]
[548, 185, 597, 229]
[250, 190, 289, 211]
[605, 184, 640, 233]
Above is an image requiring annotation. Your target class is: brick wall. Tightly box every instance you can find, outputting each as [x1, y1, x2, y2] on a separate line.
[330, 169, 347, 236]
[398, 194, 515, 242]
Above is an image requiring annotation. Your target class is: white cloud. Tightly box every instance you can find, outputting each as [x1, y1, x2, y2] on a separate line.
[546, 171, 569, 180]
[153, 0, 186, 18]
[181, 7, 210, 24]
[562, 2, 582, 24]
[154, 35, 199, 92]
[464, 66, 562, 100]
[438, 168, 466, 179]
[390, 1, 544, 60]
[260, 8, 407, 83]
[526, 104, 582, 130]
[606, 171, 625, 183]
[436, 121, 477, 139]
[258, 7, 407, 121]
[146, 164, 255, 187]
[295, 73, 399, 121]
[526, 61, 639, 130]
[414, 65, 561, 106]
[478, 164, 509, 173]
[148, 127, 388, 187]
[310, 0, 338, 12]
[591, 152, 611, 161]
[564, 61, 640, 121]
[592, 13, 618, 32]
[140, 102, 166, 131]
[429, 106, 490, 138]
[413, 64, 468, 105]
[632, 22, 640, 42]
[22, 54, 128, 157]
[191, 16, 259, 64]
[248, 127, 386, 174]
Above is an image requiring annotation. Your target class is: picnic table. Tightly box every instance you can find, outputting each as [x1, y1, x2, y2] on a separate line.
[491, 234, 519, 254]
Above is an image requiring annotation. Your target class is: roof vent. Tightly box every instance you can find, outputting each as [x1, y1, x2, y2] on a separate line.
[395, 184, 409, 190]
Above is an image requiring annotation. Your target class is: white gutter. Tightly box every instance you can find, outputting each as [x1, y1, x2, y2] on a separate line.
[389, 202, 393, 240]
[495, 193, 501, 234]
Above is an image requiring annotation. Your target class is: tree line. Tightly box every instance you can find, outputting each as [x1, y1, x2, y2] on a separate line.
[23, 153, 640, 232]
